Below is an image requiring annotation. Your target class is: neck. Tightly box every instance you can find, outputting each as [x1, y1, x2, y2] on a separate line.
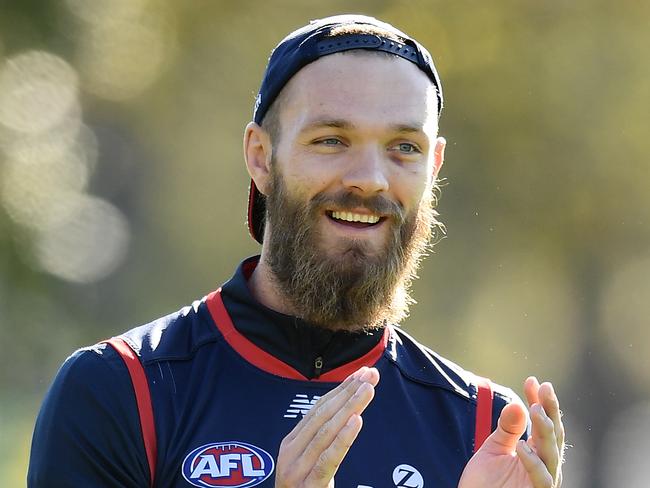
[247, 252, 298, 318]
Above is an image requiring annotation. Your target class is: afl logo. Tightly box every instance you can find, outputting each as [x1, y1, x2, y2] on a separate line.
[181, 441, 275, 488]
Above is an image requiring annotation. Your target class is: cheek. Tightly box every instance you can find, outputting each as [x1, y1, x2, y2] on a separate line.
[284, 154, 337, 195]
[280, 169, 329, 203]
[392, 167, 431, 211]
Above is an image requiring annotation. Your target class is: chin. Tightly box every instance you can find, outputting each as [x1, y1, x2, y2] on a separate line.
[328, 236, 384, 258]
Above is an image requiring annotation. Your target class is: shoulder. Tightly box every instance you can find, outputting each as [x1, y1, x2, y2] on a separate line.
[48, 342, 132, 399]
[386, 326, 522, 408]
[35, 342, 143, 425]
[29, 345, 150, 486]
[115, 297, 222, 364]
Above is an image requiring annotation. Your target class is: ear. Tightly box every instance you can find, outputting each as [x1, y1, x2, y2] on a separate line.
[432, 136, 446, 178]
[243, 122, 273, 195]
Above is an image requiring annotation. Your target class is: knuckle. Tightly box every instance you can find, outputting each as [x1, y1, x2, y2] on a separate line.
[318, 420, 332, 439]
[541, 414, 555, 432]
[336, 430, 354, 451]
[314, 404, 328, 419]
[274, 466, 294, 485]
[313, 394, 329, 409]
[279, 436, 293, 453]
[279, 437, 289, 450]
[313, 453, 332, 479]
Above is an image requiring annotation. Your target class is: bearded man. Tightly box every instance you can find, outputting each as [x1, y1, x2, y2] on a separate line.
[28, 15, 565, 488]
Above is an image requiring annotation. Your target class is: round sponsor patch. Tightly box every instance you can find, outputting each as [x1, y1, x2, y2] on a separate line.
[181, 441, 275, 488]
[392, 463, 424, 488]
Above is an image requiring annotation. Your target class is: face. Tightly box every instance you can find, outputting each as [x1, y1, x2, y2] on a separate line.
[248, 52, 445, 330]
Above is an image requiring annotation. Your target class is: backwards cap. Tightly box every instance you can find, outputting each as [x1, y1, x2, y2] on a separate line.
[247, 14, 443, 243]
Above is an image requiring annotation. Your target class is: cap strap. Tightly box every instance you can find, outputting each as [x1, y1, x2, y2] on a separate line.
[316, 34, 419, 62]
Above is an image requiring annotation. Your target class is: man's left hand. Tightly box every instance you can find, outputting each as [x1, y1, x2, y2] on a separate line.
[458, 377, 565, 488]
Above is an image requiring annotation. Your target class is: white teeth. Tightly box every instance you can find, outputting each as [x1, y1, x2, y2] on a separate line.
[331, 211, 380, 224]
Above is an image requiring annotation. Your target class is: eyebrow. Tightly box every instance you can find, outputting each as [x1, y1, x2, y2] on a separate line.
[300, 118, 353, 133]
[299, 118, 426, 135]
[390, 123, 425, 134]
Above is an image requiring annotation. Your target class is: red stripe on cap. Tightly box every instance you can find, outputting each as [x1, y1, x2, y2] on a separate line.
[247, 180, 260, 242]
[105, 338, 157, 487]
[205, 289, 388, 382]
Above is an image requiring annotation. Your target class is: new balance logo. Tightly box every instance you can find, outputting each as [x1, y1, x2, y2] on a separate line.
[284, 394, 321, 419]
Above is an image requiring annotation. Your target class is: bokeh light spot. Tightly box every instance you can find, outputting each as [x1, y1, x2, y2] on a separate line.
[1, 161, 89, 230]
[32, 196, 130, 283]
[67, 0, 176, 101]
[0, 51, 79, 134]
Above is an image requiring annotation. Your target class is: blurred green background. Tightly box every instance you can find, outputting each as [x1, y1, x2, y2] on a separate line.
[1, 0, 649, 486]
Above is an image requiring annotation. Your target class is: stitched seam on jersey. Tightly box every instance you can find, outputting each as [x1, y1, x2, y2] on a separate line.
[386, 328, 476, 401]
[128, 305, 229, 365]
[138, 334, 224, 366]
[385, 353, 479, 403]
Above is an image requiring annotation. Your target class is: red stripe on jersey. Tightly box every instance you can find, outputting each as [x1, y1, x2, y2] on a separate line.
[105, 338, 157, 487]
[318, 328, 389, 382]
[474, 376, 494, 453]
[205, 289, 388, 382]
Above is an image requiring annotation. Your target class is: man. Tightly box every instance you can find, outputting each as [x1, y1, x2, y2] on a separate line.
[29, 15, 564, 488]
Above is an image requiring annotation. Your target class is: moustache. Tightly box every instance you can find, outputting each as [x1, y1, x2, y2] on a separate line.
[309, 190, 405, 224]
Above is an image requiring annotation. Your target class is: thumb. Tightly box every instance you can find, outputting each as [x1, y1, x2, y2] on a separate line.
[480, 402, 528, 454]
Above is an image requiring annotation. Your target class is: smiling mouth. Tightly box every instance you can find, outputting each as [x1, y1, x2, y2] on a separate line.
[326, 210, 385, 228]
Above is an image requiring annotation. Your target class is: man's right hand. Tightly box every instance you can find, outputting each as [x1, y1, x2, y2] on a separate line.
[274, 366, 380, 487]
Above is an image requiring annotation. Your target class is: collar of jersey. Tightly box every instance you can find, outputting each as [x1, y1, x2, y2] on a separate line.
[205, 288, 390, 382]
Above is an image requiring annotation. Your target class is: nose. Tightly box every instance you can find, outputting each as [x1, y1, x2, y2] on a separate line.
[341, 146, 389, 195]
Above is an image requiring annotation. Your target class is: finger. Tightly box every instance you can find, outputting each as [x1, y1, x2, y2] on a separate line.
[480, 402, 528, 454]
[356, 366, 380, 387]
[284, 367, 377, 445]
[304, 414, 364, 486]
[298, 381, 375, 478]
[516, 440, 554, 488]
[530, 403, 560, 479]
[538, 382, 565, 456]
[524, 376, 540, 407]
[524, 376, 542, 446]
[283, 369, 379, 471]
[282, 372, 358, 445]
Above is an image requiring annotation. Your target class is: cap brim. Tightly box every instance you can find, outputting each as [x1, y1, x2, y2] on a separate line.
[247, 179, 266, 244]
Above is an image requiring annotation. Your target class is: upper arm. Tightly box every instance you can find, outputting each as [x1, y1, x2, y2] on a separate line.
[28, 345, 151, 488]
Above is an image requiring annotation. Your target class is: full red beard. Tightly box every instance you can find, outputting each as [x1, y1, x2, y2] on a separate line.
[265, 162, 440, 332]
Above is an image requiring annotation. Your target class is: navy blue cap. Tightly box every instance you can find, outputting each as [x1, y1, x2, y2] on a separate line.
[248, 14, 444, 243]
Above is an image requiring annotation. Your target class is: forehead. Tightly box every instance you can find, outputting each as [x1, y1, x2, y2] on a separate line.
[278, 52, 438, 134]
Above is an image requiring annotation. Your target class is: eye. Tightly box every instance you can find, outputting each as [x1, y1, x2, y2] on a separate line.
[316, 137, 343, 146]
[392, 142, 421, 154]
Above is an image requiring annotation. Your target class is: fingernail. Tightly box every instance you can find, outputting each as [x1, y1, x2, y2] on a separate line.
[347, 414, 360, 427]
[359, 368, 374, 382]
[522, 441, 533, 454]
[352, 367, 367, 380]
